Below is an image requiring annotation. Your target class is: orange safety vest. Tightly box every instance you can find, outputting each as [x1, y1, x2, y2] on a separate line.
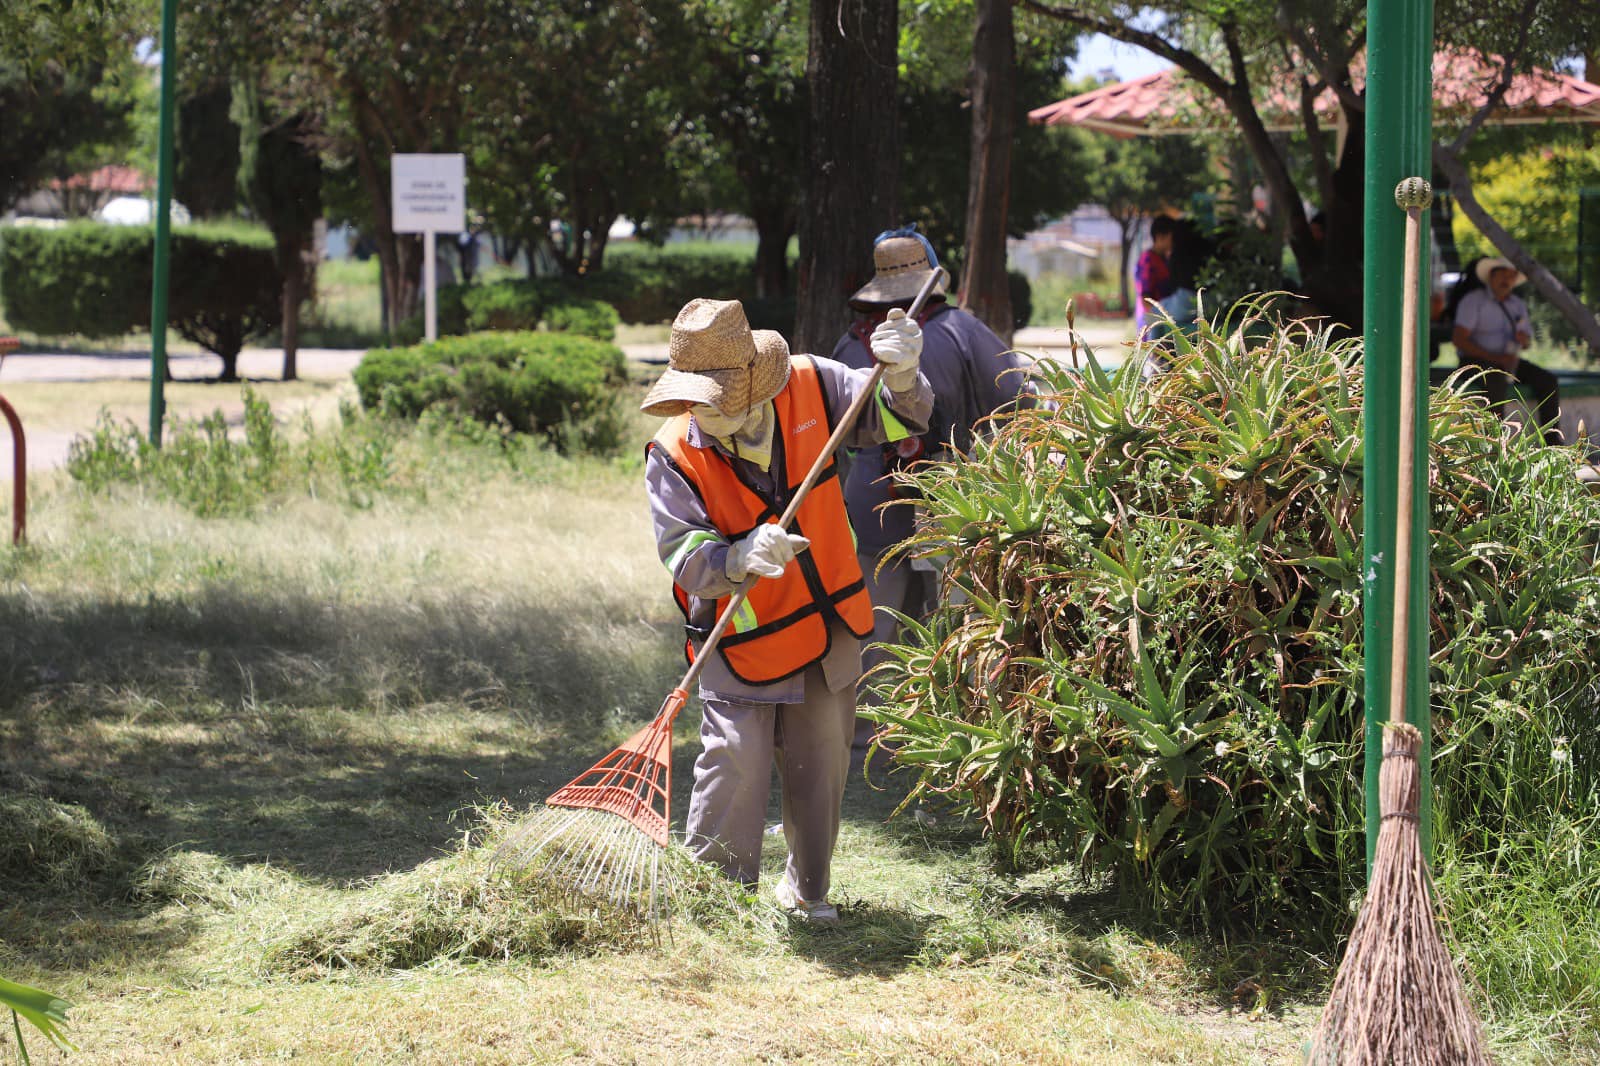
[649, 356, 875, 687]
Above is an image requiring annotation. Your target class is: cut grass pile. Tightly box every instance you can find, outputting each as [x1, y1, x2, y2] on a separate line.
[0, 367, 1592, 1063]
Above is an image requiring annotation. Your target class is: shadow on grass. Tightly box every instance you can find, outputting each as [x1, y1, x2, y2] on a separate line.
[0, 585, 683, 890]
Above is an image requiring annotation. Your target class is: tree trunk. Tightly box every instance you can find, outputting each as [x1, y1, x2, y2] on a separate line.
[1436, 144, 1600, 355]
[794, 0, 900, 354]
[960, 0, 1016, 342]
[1115, 215, 1135, 315]
[280, 244, 302, 382]
[751, 201, 796, 300]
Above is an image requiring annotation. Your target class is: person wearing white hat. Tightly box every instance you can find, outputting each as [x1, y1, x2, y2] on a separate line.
[1452, 256, 1562, 445]
[830, 227, 1034, 768]
[642, 298, 932, 922]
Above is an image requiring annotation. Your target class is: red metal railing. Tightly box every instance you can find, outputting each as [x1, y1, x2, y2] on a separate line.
[0, 336, 23, 545]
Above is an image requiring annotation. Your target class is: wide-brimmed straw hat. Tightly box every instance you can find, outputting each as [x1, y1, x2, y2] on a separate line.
[1475, 256, 1527, 288]
[640, 299, 791, 417]
[849, 235, 949, 307]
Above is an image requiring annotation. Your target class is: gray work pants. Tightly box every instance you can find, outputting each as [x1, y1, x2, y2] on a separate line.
[684, 664, 855, 902]
[853, 551, 938, 753]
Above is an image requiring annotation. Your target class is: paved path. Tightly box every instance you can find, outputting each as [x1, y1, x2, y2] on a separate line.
[0, 347, 364, 475]
[0, 321, 1136, 475]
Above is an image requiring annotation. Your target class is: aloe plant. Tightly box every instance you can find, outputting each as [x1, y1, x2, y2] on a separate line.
[867, 299, 1600, 931]
[1, 975, 72, 1063]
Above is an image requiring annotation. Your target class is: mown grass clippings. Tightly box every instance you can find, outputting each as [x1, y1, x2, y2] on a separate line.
[0, 790, 121, 890]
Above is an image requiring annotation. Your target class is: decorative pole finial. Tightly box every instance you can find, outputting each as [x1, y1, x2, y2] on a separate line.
[1394, 177, 1433, 211]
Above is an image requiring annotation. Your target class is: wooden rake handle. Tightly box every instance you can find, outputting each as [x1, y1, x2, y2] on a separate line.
[673, 266, 949, 699]
[1388, 177, 1433, 729]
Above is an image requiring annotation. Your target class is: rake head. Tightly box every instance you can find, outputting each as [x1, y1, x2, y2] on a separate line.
[490, 689, 689, 922]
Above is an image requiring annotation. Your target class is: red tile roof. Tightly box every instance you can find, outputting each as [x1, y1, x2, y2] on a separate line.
[1030, 51, 1600, 135]
[48, 165, 152, 193]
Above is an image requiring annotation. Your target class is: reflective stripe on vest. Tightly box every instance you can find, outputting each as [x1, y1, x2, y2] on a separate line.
[649, 355, 875, 687]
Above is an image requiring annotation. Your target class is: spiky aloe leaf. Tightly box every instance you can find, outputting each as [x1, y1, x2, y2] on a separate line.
[1, 975, 74, 1061]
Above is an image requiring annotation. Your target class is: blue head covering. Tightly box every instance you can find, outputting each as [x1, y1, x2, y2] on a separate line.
[872, 223, 940, 271]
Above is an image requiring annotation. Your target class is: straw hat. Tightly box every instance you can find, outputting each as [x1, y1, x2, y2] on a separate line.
[849, 235, 949, 307]
[640, 299, 791, 417]
[1475, 256, 1527, 288]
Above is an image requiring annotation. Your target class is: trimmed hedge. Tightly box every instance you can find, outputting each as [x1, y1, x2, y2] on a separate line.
[396, 279, 620, 343]
[579, 247, 767, 324]
[0, 222, 280, 379]
[354, 331, 626, 452]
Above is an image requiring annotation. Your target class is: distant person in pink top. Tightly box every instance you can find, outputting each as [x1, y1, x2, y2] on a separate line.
[1133, 216, 1178, 333]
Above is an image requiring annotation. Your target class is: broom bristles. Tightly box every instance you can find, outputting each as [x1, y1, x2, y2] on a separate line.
[1307, 723, 1491, 1065]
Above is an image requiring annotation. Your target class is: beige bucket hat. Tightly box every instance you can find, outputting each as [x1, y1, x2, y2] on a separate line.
[849, 235, 949, 308]
[640, 299, 792, 418]
[1475, 256, 1527, 288]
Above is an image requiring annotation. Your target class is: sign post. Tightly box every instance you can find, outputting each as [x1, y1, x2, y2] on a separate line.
[391, 154, 466, 341]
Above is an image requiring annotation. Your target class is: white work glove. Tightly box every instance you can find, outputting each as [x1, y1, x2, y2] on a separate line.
[870, 308, 923, 392]
[725, 523, 811, 582]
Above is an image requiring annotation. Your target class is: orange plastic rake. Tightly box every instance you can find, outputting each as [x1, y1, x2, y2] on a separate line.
[493, 270, 946, 922]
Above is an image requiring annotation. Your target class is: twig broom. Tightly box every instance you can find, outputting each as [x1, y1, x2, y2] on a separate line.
[492, 269, 948, 923]
[1305, 178, 1491, 1065]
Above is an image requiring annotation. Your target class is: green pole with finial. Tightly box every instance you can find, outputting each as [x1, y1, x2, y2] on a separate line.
[1363, 0, 1434, 870]
[148, 0, 177, 446]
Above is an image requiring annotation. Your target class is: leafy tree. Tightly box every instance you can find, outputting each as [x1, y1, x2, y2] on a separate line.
[464, 0, 693, 280]
[234, 84, 322, 381]
[894, 2, 1090, 291]
[962, 0, 1018, 337]
[0, 58, 139, 214]
[1450, 142, 1600, 285]
[678, 0, 807, 299]
[176, 84, 241, 219]
[1017, 0, 1600, 347]
[1081, 130, 1217, 313]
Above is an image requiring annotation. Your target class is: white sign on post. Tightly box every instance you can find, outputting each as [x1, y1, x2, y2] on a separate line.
[391, 153, 465, 341]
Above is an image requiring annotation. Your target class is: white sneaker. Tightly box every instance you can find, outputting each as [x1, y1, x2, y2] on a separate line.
[773, 877, 839, 924]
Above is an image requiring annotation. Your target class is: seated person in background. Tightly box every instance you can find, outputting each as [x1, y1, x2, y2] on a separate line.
[1451, 256, 1562, 446]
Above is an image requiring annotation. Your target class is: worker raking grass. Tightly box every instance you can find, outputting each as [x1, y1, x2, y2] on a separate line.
[494, 285, 937, 925]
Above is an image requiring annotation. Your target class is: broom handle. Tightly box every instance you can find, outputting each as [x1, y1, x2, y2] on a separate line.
[674, 267, 948, 697]
[1388, 178, 1432, 728]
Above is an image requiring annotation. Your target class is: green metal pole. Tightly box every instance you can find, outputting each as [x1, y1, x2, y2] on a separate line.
[1363, 0, 1434, 870]
[148, 0, 177, 447]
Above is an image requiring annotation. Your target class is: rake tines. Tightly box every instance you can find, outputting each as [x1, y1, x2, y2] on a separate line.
[491, 690, 688, 923]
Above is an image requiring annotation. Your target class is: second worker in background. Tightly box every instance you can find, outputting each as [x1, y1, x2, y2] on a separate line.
[831, 228, 1035, 768]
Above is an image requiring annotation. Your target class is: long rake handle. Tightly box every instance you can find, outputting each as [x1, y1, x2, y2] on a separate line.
[1388, 178, 1432, 729]
[674, 266, 948, 698]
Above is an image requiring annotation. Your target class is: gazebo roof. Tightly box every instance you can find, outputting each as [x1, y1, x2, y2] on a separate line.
[1029, 51, 1600, 136]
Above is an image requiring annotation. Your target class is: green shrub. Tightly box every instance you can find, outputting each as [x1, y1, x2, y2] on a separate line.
[0, 222, 281, 378]
[462, 278, 548, 332]
[353, 331, 626, 453]
[67, 389, 399, 516]
[869, 304, 1600, 934]
[542, 295, 618, 341]
[394, 282, 471, 344]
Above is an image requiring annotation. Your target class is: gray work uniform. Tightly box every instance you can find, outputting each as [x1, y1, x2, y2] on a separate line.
[645, 356, 931, 901]
[830, 304, 1032, 751]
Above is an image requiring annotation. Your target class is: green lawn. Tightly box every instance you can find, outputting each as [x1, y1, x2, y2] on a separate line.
[0, 367, 1587, 1063]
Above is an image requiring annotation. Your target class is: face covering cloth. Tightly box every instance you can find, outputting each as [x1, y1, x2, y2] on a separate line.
[693, 401, 776, 471]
